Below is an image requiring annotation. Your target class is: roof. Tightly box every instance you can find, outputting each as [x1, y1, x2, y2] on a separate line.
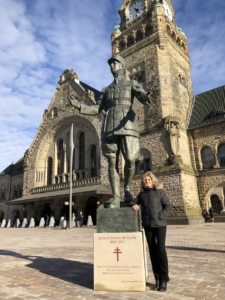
[6, 184, 112, 205]
[0, 157, 24, 176]
[80, 81, 101, 99]
[188, 85, 225, 130]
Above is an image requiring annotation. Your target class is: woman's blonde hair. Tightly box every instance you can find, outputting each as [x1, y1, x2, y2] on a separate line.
[140, 171, 163, 192]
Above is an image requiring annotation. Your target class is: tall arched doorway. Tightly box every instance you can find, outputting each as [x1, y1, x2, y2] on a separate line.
[11, 209, 20, 226]
[86, 197, 98, 225]
[0, 211, 4, 223]
[211, 195, 221, 214]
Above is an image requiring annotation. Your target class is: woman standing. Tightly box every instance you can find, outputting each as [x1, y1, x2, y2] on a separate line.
[131, 171, 172, 292]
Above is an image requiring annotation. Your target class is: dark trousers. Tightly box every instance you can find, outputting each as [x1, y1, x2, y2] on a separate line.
[144, 226, 169, 282]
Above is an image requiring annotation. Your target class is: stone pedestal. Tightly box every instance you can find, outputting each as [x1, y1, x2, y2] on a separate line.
[97, 207, 141, 233]
[94, 231, 146, 292]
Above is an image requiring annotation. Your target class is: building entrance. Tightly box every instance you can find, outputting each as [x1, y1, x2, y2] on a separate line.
[211, 195, 221, 214]
[86, 197, 98, 225]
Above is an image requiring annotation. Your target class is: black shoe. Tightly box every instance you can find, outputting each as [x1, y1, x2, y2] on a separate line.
[154, 279, 160, 290]
[158, 280, 167, 292]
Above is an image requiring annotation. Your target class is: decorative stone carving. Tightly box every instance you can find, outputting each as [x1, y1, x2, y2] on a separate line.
[58, 69, 78, 84]
[164, 116, 183, 166]
[23, 150, 29, 168]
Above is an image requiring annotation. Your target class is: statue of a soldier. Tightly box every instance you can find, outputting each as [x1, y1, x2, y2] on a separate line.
[69, 54, 151, 208]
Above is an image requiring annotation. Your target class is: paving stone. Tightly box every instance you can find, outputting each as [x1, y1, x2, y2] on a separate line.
[0, 224, 225, 299]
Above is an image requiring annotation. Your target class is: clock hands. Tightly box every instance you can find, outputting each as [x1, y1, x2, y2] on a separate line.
[129, 1, 145, 19]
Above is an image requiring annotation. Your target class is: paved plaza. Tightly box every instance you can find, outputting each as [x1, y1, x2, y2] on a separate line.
[0, 223, 225, 300]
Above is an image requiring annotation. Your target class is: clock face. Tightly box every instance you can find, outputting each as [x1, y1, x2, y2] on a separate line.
[163, 0, 173, 21]
[128, 0, 145, 20]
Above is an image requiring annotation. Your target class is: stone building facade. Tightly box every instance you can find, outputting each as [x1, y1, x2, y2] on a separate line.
[0, 0, 225, 227]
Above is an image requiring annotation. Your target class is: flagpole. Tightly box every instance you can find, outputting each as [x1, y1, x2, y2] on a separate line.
[69, 123, 74, 229]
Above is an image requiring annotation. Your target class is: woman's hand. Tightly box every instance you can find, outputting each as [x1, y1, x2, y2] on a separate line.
[132, 204, 139, 211]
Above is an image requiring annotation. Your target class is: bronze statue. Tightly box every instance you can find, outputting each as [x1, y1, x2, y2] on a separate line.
[69, 54, 151, 208]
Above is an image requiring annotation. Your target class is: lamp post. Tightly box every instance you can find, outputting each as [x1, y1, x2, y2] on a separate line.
[69, 123, 74, 229]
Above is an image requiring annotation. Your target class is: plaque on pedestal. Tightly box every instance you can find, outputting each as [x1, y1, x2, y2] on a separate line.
[94, 231, 146, 291]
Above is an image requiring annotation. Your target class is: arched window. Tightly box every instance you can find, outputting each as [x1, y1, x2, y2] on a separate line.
[17, 185, 22, 197]
[166, 25, 171, 35]
[135, 149, 152, 174]
[52, 107, 58, 118]
[66, 131, 75, 172]
[127, 35, 134, 47]
[57, 140, 64, 174]
[12, 186, 15, 198]
[145, 24, 153, 36]
[201, 147, 215, 169]
[91, 145, 97, 177]
[136, 30, 143, 41]
[219, 144, 225, 167]
[171, 32, 176, 41]
[47, 157, 53, 185]
[66, 132, 70, 172]
[119, 41, 126, 51]
[79, 133, 85, 170]
[181, 43, 186, 51]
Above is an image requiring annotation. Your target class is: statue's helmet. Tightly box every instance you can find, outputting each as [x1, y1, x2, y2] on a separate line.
[108, 54, 126, 67]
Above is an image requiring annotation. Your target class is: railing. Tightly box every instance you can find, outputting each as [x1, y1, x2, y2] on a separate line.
[32, 177, 101, 194]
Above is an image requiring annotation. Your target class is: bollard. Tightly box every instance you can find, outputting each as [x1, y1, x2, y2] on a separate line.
[6, 219, 12, 228]
[28, 218, 35, 228]
[1, 219, 6, 228]
[39, 217, 45, 228]
[21, 218, 28, 228]
[49, 216, 55, 228]
[87, 215, 93, 226]
[15, 218, 20, 228]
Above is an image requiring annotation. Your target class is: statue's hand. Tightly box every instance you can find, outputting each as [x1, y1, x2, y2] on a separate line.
[69, 95, 81, 109]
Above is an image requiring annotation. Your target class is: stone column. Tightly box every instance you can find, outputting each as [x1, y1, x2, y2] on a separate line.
[212, 148, 220, 168]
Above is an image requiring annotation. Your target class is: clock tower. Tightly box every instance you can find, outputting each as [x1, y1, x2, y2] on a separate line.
[111, 0, 204, 224]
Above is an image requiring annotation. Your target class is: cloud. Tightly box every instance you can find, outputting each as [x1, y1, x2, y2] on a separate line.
[174, 0, 225, 94]
[0, 0, 224, 171]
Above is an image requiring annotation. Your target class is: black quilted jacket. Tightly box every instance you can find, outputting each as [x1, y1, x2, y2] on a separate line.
[130, 187, 173, 228]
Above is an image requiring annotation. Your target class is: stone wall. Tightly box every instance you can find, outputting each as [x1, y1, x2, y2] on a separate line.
[189, 123, 225, 212]
[23, 78, 108, 197]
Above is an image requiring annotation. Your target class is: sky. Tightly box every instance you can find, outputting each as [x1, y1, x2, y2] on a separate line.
[0, 0, 225, 172]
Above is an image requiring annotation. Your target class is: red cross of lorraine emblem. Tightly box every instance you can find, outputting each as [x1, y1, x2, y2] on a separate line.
[113, 247, 122, 261]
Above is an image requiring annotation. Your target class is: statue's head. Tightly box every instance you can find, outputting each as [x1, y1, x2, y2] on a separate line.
[108, 54, 126, 76]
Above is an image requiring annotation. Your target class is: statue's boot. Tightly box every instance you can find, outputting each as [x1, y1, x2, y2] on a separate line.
[108, 167, 121, 209]
[108, 196, 120, 209]
[124, 167, 135, 202]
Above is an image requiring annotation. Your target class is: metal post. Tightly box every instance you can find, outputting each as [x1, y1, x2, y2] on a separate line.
[69, 123, 74, 229]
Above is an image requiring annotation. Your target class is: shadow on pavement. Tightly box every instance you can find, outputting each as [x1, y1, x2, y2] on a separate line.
[166, 246, 225, 253]
[0, 250, 93, 289]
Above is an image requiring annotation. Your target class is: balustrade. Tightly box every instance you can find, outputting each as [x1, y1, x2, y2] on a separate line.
[32, 176, 100, 194]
